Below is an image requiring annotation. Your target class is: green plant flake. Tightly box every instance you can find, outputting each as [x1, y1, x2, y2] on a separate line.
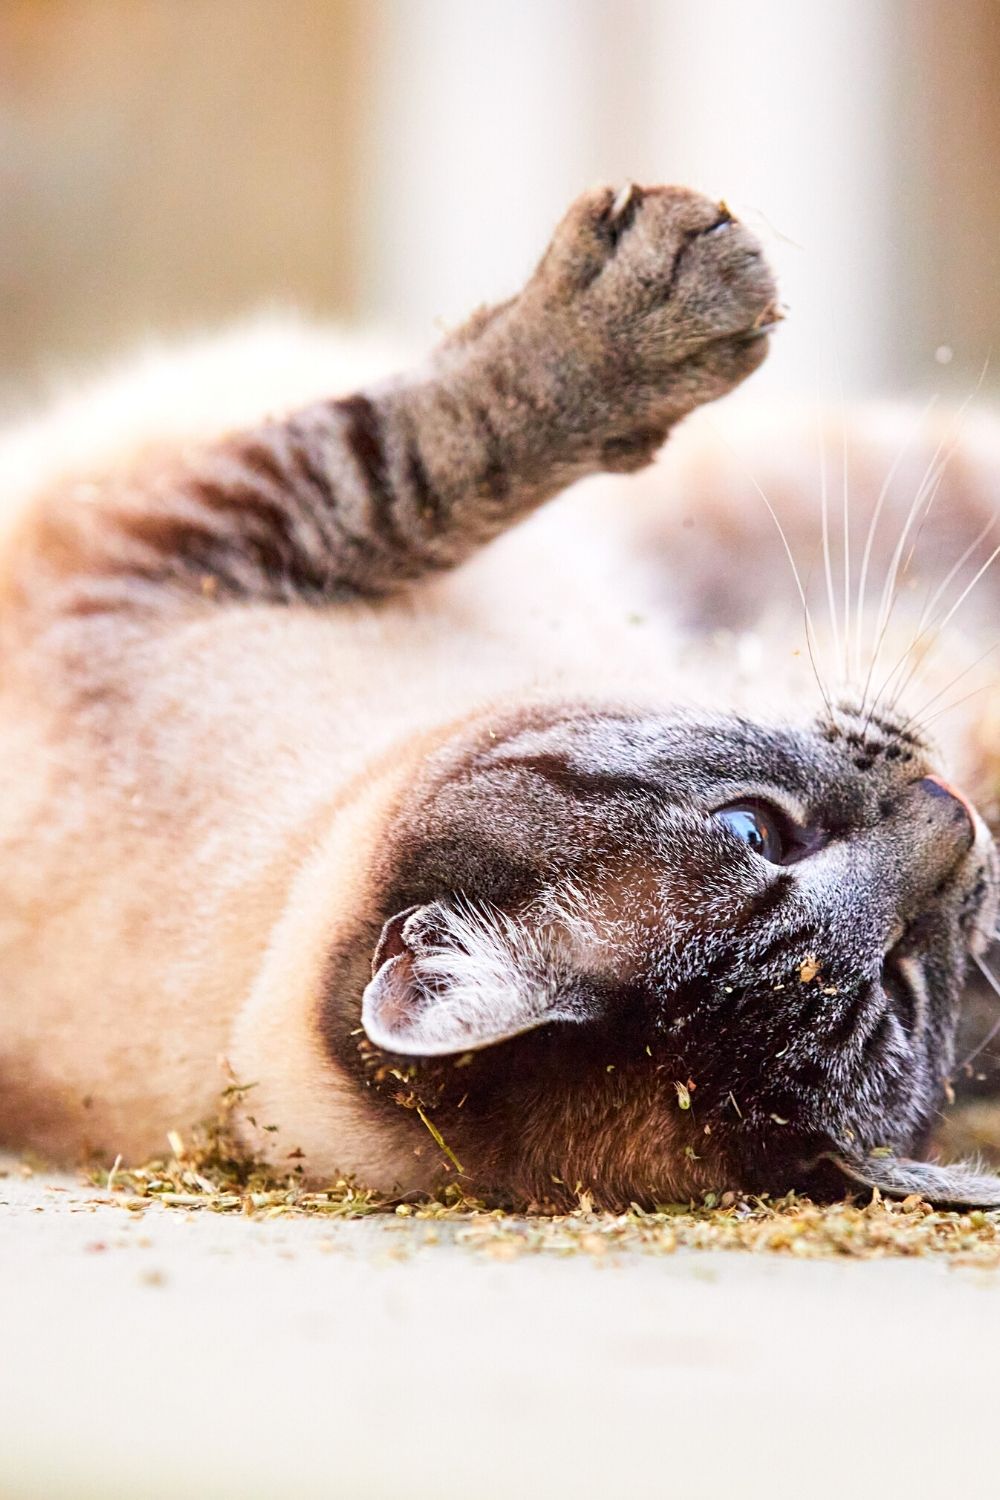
[415, 1106, 466, 1176]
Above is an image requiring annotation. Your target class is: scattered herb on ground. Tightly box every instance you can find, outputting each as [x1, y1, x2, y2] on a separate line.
[88, 1104, 1000, 1266]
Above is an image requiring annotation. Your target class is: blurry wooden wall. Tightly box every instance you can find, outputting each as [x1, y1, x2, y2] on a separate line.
[903, 0, 1000, 382]
[0, 0, 374, 406]
[1, 0, 1000, 412]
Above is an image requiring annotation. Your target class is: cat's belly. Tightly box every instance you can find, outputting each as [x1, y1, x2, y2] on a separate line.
[0, 688, 281, 1158]
[0, 607, 375, 1158]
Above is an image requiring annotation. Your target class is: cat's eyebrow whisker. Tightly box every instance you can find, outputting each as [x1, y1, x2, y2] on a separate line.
[956, 953, 1000, 1073]
[818, 416, 843, 686]
[707, 418, 834, 717]
[855, 397, 936, 702]
[798, 549, 836, 712]
[841, 411, 854, 685]
[772, 505, 835, 720]
[831, 362, 852, 686]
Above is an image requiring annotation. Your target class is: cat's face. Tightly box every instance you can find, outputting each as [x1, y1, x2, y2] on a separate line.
[339, 701, 1000, 1208]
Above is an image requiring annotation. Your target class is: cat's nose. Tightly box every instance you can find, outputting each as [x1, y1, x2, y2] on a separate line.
[889, 774, 978, 915]
[915, 775, 975, 852]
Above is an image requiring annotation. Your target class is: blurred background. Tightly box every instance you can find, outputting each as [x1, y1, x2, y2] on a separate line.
[2, 0, 1000, 418]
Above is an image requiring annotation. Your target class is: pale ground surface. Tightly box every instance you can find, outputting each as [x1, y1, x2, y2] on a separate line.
[1, 1155, 995, 1500]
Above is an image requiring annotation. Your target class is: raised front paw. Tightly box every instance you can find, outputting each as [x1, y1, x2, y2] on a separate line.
[525, 183, 779, 466]
[540, 182, 777, 352]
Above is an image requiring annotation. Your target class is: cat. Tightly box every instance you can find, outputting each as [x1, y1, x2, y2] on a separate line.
[2, 181, 999, 1210]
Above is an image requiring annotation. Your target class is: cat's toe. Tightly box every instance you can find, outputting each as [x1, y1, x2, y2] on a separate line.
[535, 182, 778, 392]
[531, 184, 637, 295]
[538, 184, 711, 294]
[542, 184, 772, 311]
[604, 186, 778, 361]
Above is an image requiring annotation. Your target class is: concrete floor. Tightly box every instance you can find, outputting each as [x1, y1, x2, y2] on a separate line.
[1, 1158, 996, 1500]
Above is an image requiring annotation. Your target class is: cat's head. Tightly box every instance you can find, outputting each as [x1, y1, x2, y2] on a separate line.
[329, 700, 1000, 1209]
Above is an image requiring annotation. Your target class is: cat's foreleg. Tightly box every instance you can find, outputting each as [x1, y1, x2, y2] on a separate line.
[89, 185, 778, 604]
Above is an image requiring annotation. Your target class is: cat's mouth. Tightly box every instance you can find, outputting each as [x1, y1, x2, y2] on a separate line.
[878, 850, 991, 1042]
[881, 944, 925, 1038]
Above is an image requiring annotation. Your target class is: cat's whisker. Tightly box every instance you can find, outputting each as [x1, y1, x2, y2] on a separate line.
[865, 411, 990, 731]
[865, 362, 994, 727]
[863, 456, 950, 726]
[862, 488, 941, 725]
[885, 516, 998, 712]
[914, 676, 1000, 731]
[870, 518, 995, 717]
[908, 539, 1000, 659]
[897, 639, 1000, 733]
[870, 455, 944, 655]
[855, 397, 936, 705]
[867, 375, 990, 692]
[956, 953, 1000, 1073]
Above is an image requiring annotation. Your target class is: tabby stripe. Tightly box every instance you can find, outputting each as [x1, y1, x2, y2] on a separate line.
[749, 923, 820, 969]
[332, 396, 453, 571]
[734, 876, 793, 928]
[467, 398, 510, 502]
[403, 432, 447, 531]
[510, 753, 671, 804]
[279, 420, 387, 576]
[333, 394, 409, 555]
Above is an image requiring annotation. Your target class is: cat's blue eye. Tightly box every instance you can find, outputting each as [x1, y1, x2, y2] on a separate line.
[713, 802, 786, 864]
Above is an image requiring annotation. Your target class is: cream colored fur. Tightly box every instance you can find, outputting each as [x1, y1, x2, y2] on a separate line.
[1, 318, 997, 1180]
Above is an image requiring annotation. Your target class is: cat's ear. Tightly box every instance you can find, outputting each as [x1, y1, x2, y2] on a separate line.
[824, 1151, 1000, 1209]
[361, 900, 594, 1057]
